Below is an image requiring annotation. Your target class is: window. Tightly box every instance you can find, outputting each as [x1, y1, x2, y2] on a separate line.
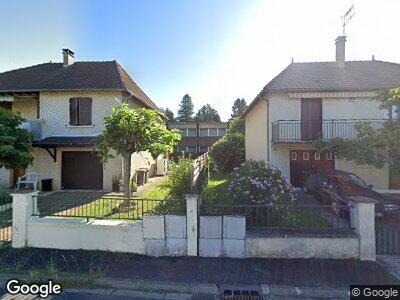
[199, 146, 208, 152]
[199, 129, 208, 137]
[209, 128, 218, 136]
[69, 97, 92, 126]
[177, 146, 186, 153]
[179, 129, 187, 137]
[218, 128, 226, 136]
[187, 128, 197, 137]
[187, 146, 197, 153]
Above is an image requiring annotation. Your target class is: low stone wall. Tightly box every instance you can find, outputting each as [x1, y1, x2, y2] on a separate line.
[27, 218, 144, 253]
[246, 235, 359, 259]
[199, 215, 245, 258]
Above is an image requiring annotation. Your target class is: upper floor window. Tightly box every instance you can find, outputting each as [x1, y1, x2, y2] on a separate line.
[218, 128, 226, 136]
[187, 128, 196, 137]
[199, 129, 208, 137]
[209, 128, 218, 136]
[69, 97, 92, 126]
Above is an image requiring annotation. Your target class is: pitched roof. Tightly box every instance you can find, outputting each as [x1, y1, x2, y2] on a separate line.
[244, 60, 400, 116]
[0, 61, 159, 110]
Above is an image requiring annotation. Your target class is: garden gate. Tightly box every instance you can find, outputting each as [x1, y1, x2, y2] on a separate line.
[376, 210, 400, 254]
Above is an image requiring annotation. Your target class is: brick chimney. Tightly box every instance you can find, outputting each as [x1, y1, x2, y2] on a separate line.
[62, 49, 74, 67]
[335, 36, 346, 68]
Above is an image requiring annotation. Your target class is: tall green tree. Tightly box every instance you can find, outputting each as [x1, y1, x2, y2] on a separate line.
[162, 108, 174, 121]
[177, 94, 194, 122]
[314, 87, 400, 170]
[230, 98, 247, 121]
[96, 104, 181, 198]
[195, 104, 221, 122]
[0, 108, 34, 170]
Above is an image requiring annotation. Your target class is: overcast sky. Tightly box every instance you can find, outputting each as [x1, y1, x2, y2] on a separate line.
[0, 0, 399, 120]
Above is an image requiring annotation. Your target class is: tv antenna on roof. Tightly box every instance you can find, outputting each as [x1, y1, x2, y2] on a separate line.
[342, 5, 355, 35]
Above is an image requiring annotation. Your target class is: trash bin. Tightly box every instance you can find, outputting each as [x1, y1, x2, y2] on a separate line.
[139, 168, 149, 184]
[136, 170, 146, 186]
[41, 178, 53, 192]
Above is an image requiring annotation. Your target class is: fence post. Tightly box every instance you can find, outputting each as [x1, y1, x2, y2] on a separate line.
[349, 196, 377, 261]
[186, 194, 198, 256]
[11, 191, 39, 248]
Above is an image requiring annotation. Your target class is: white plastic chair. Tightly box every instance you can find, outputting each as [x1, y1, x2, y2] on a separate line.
[15, 173, 39, 191]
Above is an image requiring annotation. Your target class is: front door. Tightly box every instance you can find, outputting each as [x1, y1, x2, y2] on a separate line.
[290, 150, 335, 187]
[301, 98, 322, 141]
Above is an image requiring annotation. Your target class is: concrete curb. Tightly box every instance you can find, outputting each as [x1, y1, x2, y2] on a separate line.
[0, 272, 350, 299]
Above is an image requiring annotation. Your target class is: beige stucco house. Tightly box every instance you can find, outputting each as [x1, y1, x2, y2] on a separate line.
[244, 36, 400, 191]
[0, 49, 162, 191]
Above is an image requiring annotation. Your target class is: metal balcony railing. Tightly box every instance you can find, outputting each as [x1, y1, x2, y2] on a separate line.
[271, 119, 387, 143]
[20, 120, 43, 141]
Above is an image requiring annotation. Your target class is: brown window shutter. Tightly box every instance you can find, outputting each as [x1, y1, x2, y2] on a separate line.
[78, 98, 92, 125]
[69, 98, 78, 125]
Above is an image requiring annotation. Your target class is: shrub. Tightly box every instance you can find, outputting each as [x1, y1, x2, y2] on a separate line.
[130, 178, 138, 194]
[209, 132, 245, 172]
[162, 157, 193, 200]
[228, 160, 295, 205]
[0, 190, 12, 205]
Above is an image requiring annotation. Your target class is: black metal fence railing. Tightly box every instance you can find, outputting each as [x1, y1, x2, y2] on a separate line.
[0, 195, 12, 244]
[32, 196, 183, 221]
[201, 204, 354, 232]
[271, 119, 387, 143]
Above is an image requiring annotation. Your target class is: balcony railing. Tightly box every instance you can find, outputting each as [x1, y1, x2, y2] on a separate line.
[272, 119, 387, 143]
[20, 120, 43, 141]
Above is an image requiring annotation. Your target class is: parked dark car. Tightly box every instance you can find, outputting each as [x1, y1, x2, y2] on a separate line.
[302, 170, 399, 215]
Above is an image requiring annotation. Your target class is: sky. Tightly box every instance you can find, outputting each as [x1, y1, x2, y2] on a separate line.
[1, 0, 400, 121]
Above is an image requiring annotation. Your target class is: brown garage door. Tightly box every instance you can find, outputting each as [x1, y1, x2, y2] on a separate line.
[62, 151, 103, 190]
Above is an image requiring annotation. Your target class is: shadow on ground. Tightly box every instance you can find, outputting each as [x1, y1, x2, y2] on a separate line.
[0, 248, 397, 288]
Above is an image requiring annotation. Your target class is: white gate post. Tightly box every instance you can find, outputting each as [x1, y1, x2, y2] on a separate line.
[186, 194, 198, 256]
[11, 191, 39, 248]
[350, 196, 377, 261]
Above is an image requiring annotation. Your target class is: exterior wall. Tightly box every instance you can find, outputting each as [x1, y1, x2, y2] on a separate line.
[245, 90, 389, 189]
[12, 99, 38, 120]
[27, 218, 144, 253]
[245, 236, 359, 259]
[245, 98, 268, 161]
[131, 151, 157, 179]
[39, 91, 123, 138]
[26, 147, 122, 192]
[336, 160, 389, 190]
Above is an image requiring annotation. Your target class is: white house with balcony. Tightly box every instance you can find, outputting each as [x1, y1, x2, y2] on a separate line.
[0, 49, 163, 191]
[244, 36, 400, 191]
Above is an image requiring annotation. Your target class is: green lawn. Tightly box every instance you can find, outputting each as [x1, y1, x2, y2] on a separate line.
[202, 173, 232, 206]
[35, 178, 175, 220]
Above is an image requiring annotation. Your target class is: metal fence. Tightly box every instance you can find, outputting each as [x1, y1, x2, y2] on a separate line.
[376, 210, 400, 254]
[32, 196, 183, 221]
[201, 204, 353, 232]
[272, 119, 387, 143]
[0, 195, 12, 244]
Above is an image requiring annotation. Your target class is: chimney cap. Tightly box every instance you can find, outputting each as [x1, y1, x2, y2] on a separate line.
[62, 49, 75, 57]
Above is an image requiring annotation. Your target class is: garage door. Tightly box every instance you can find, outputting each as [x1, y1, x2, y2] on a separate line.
[62, 151, 103, 190]
[290, 150, 335, 187]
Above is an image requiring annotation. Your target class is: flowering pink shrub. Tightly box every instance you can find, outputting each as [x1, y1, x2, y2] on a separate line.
[228, 160, 295, 205]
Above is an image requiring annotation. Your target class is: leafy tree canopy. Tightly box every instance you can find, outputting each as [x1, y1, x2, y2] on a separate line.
[314, 87, 400, 169]
[177, 94, 194, 122]
[162, 108, 174, 121]
[0, 108, 33, 170]
[230, 98, 247, 120]
[195, 104, 221, 122]
[96, 104, 181, 196]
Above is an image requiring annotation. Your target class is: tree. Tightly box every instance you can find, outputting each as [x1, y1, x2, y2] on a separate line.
[162, 108, 174, 121]
[314, 87, 400, 170]
[195, 104, 221, 122]
[177, 94, 194, 122]
[230, 98, 247, 121]
[96, 104, 181, 198]
[209, 118, 245, 172]
[0, 108, 33, 170]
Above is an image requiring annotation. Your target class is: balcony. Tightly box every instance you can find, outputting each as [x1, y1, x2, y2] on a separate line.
[271, 119, 387, 144]
[20, 120, 43, 141]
